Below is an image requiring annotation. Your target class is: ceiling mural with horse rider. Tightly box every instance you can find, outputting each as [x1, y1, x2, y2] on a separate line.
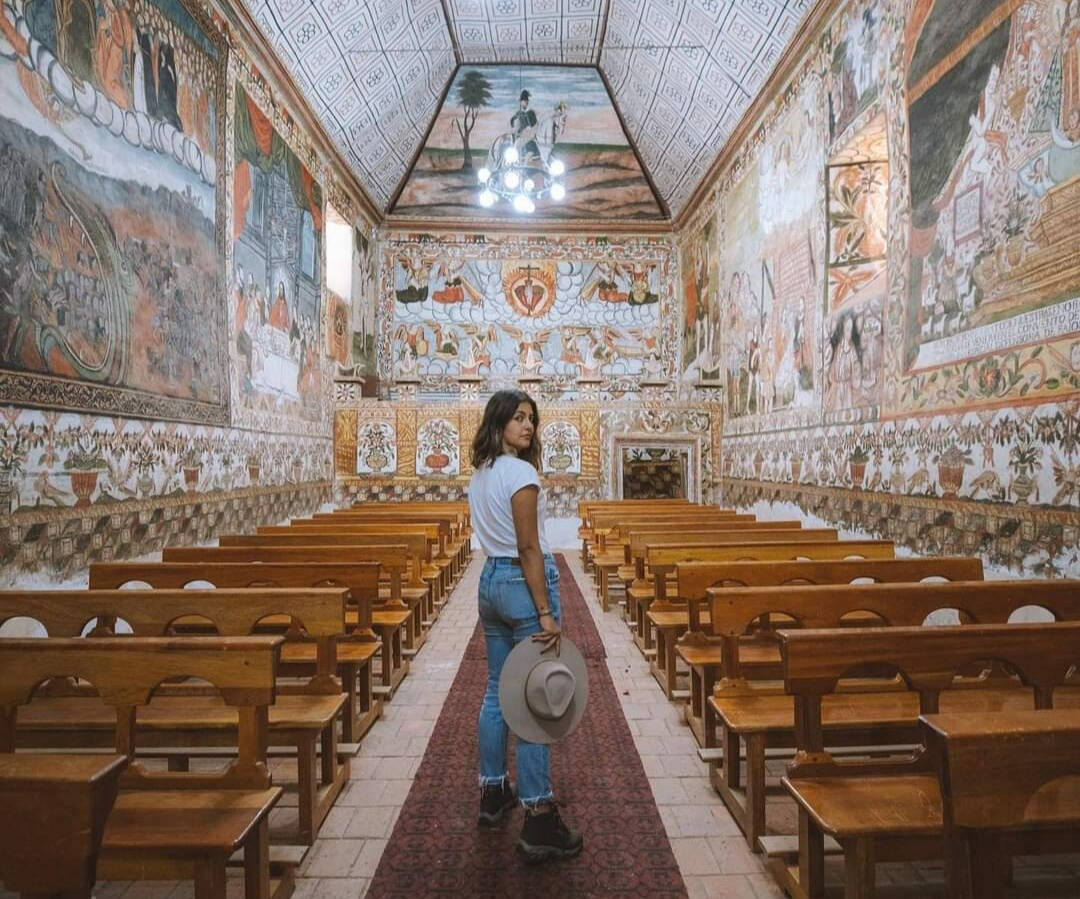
[391, 65, 665, 221]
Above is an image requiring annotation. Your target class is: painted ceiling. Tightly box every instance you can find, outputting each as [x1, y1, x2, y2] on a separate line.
[243, 0, 815, 220]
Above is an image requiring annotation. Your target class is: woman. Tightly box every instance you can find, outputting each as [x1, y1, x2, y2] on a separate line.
[468, 390, 583, 863]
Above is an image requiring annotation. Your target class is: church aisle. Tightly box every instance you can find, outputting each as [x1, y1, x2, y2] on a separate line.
[365, 553, 685, 897]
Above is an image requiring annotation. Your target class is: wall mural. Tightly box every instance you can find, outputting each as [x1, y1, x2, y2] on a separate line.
[349, 225, 378, 377]
[231, 83, 324, 423]
[708, 0, 1080, 571]
[381, 233, 675, 389]
[679, 212, 718, 382]
[717, 73, 826, 423]
[0, 0, 227, 423]
[334, 400, 721, 516]
[391, 65, 664, 221]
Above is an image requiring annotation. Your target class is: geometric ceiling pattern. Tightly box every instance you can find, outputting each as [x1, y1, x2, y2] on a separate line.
[242, 0, 814, 219]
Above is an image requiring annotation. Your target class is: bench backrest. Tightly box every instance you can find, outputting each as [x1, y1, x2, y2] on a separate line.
[163, 544, 417, 592]
[779, 621, 1080, 759]
[258, 523, 444, 558]
[89, 562, 383, 628]
[0, 588, 345, 693]
[220, 531, 433, 566]
[0, 636, 282, 789]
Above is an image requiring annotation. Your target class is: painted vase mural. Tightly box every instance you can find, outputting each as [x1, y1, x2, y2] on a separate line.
[415, 418, 460, 477]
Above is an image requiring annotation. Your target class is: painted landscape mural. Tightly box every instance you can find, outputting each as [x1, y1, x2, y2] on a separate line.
[0, 0, 226, 423]
[710, 0, 1080, 574]
[231, 84, 324, 422]
[392, 65, 665, 221]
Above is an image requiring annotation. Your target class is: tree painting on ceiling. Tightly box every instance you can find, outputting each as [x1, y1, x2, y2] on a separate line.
[392, 65, 664, 221]
[231, 84, 323, 422]
[0, 0, 227, 424]
[901, 0, 1080, 401]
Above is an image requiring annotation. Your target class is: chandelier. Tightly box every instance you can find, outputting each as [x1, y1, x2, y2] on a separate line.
[477, 147, 566, 213]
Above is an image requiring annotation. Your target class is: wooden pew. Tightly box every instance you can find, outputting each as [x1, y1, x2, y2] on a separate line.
[256, 523, 450, 600]
[1, 587, 350, 846]
[774, 621, 1080, 899]
[672, 556, 983, 747]
[326, 507, 470, 574]
[88, 560, 412, 702]
[705, 580, 1080, 852]
[0, 636, 288, 899]
[216, 532, 441, 616]
[622, 531, 844, 657]
[589, 516, 766, 609]
[162, 544, 428, 656]
[583, 509, 743, 574]
[922, 708, 1080, 899]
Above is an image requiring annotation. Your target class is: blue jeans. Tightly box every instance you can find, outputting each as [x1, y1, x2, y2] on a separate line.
[477, 554, 562, 808]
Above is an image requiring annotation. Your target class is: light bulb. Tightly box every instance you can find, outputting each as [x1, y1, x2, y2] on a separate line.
[503, 170, 520, 189]
[503, 146, 519, 164]
[549, 158, 565, 176]
[477, 166, 491, 183]
[478, 190, 495, 208]
[524, 197, 535, 213]
[550, 182, 565, 201]
[523, 178, 535, 193]
[513, 193, 530, 213]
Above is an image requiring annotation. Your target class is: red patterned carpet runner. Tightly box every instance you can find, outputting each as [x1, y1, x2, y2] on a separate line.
[367, 554, 688, 897]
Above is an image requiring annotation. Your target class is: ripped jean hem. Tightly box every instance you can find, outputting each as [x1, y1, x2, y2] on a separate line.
[478, 773, 509, 788]
[519, 790, 554, 810]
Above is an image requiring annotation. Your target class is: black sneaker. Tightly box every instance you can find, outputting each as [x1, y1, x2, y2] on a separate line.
[516, 803, 583, 863]
[478, 780, 517, 827]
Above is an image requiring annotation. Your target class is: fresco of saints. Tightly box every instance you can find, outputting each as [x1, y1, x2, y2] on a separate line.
[431, 258, 483, 305]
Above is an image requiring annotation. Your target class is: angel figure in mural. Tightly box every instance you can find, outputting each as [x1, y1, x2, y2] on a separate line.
[430, 322, 461, 361]
[500, 323, 553, 375]
[459, 323, 497, 374]
[625, 262, 660, 306]
[396, 250, 433, 304]
[431, 257, 483, 305]
[581, 261, 623, 303]
[393, 322, 428, 375]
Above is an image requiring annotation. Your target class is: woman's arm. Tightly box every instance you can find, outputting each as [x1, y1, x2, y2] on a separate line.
[510, 484, 560, 652]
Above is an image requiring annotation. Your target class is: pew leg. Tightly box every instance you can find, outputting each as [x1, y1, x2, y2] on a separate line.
[689, 667, 703, 735]
[949, 829, 1006, 899]
[724, 728, 741, 790]
[799, 808, 826, 899]
[701, 667, 717, 749]
[664, 634, 678, 701]
[744, 733, 766, 850]
[297, 735, 317, 845]
[342, 665, 358, 744]
[842, 837, 874, 899]
[243, 816, 270, 899]
[193, 854, 228, 899]
[321, 723, 338, 786]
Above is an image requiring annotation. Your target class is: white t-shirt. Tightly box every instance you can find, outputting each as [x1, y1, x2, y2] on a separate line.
[468, 455, 552, 558]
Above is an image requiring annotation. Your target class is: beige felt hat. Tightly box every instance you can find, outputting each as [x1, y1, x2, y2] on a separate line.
[498, 636, 588, 745]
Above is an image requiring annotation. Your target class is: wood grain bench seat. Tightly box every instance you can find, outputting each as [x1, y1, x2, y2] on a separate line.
[772, 621, 1080, 899]
[0, 636, 291, 899]
[673, 556, 983, 747]
[705, 579, 1080, 851]
[1, 587, 353, 846]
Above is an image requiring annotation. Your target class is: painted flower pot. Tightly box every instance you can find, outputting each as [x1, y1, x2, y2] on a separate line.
[790, 458, 802, 483]
[183, 466, 200, 492]
[849, 462, 867, 486]
[69, 470, 99, 507]
[291, 461, 303, 483]
[366, 450, 388, 473]
[248, 464, 260, 484]
[548, 452, 573, 472]
[425, 451, 450, 472]
[938, 464, 964, 499]
[753, 453, 764, 479]
[1006, 234, 1024, 267]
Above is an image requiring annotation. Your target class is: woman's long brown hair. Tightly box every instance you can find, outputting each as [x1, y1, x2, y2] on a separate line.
[470, 390, 542, 470]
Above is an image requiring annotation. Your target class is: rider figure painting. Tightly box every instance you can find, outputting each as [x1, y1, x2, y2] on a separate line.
[510, 90, 541, 164]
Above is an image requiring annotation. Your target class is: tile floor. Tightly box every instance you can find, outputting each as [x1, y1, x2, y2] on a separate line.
[9, 551, 1080, 898]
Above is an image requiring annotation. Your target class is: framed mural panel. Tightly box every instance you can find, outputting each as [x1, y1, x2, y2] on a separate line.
[231, 82, 324, 424]
[887, 0, 1080, 415]
[0, 0, 228, 423]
